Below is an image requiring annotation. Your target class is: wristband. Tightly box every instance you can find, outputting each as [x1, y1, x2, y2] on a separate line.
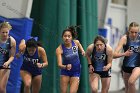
[88, 64, 92, 67]
[41, 64, 43, 68]
[65, 65, 67, 69]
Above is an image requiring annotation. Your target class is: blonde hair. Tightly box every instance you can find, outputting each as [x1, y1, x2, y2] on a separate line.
[0, 21, 12, 30]
[129, 22, 139, 31]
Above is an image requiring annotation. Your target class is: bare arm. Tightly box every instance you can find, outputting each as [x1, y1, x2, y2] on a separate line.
[113, 35, 132, 58]
[74, 40, 85, 56]
[16, 39, 26, 58]
[86, 44, 94, 65]
[38, 47, 48, 68]
[86, 44, 94, 72]
[104, 44, 113, 70]
[3, 36, 16, 68]
[56, 45, 67, 69]
[19, 39, 26, 53]
[8, 36, 16, 63]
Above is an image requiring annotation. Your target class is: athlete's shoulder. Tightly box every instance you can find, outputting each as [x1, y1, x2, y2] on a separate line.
[106, 44, 113, 54]
[121, 35, 127, 41]
[73, 40, 80, 45]
[56, 45, 63, 54]
[9, 36, 16, 42]
[38, 46, 47, 57]
[118, 35, 127, 45]
[73, 40, 79, 43]
[87, 43, 94, 50]
[38, 46, 45, 51]
[106, 44, 112, 50]
[9, 36, 16, 47]
[86, 43, 94, 55]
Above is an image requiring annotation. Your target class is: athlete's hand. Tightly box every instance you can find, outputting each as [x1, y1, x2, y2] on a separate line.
[103, 66, 110, 71]
[16, 52, 22, 58]
[36, 63, 43, 68]
[88, 65, 94, 74]
[66, 64, 72, 70]
[3, 62, 10, 68]
[124, 49, 133, 56]
[81, 51, 85, 56]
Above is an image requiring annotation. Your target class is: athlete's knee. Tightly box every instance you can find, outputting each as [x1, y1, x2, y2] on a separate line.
[0, 90, 5, 93]
[70, 90, 77, 93]
[101, 88, 109, 93]
[91, 87, 98, 93]
[69, 87, 78, 93]
[128, 79, 135, 87]
[24, 82, 32, 89]
[0, 86, 5, 93]
[61, 89, 67, 93]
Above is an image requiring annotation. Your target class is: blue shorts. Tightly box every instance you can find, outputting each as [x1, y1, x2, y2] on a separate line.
[61, 69, 80, 77]
[94, 70, 111, 78]
[21, 62, 42, 78]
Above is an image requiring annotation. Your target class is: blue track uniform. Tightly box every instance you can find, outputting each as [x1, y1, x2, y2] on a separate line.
[122, 35, 140, 73]
[0, 37, 11, 68]
[61, 41, 81, 77]
[91, 45, 111, 78]
[21, 48, 42, 77]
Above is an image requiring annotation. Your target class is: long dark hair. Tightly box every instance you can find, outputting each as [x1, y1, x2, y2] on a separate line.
[62, 25, 81, 39]
[93, 35, 107, 45]
[26, 38, 42, 48]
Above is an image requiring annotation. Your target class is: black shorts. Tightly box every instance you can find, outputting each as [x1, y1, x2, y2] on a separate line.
[122, 66, 135, 73]
[0, 66, 10, 69]
[94, 70, 111, 78]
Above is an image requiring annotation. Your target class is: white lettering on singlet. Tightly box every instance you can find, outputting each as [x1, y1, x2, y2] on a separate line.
[94, 54, 106, 61]
[65, 53, 77, 58]
[129, 46, 140, 53]
[0, 47, 8, 54]
[23, 56, 39, 64]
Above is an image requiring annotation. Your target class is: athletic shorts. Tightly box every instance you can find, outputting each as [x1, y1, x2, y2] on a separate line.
[21, 63, 42, 78]
[61, 69, 80, 77]
[0, 65, 11, 69]
[122, 66, 135, 73]
[94, 70, 111, 78]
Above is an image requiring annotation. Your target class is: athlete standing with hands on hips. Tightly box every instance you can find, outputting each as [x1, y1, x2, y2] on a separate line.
[86, 35, 113, 93]
[0, 21, 16, 93]
[56, 26, 85, 93]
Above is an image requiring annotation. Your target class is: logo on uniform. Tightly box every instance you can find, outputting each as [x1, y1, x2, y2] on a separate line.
[129, 46, 140, 53]
[94, 54, 106, 61]
[72, 46, 77, 53]
[0, 47, 8, 54]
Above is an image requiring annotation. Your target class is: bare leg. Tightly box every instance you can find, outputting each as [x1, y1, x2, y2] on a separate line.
[89, 73, 99, 93]
[60, 75, 70, 93]
[101, 77, 111, 93]
[69, 77, 80, 93]
[20, 70, 32, 93]
[32, 75, 42, 93]
[122, 71, 131, 93]
[0, 69, 10, 93]
[128, 67, 140, 93]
